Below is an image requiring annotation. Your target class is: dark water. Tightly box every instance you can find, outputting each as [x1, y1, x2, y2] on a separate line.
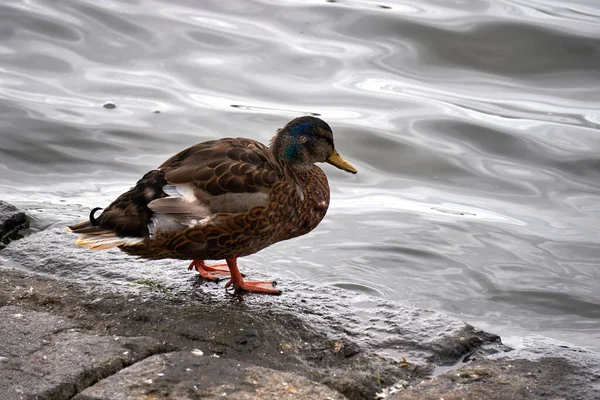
[1, 0, 600, 352]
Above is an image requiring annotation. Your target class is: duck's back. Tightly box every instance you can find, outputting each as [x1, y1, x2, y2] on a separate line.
[160, 138, 279, 195]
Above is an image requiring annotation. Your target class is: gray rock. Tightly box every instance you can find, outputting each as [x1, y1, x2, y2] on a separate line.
[1, 228, 503, 365]
[0, 226, 506, 399]
[74, 351, 347, 400]
[0, 200, 28, 249]
[1, 205, 599, 399]
[0, 305, 166, 400]
[388, 357, 600, 400]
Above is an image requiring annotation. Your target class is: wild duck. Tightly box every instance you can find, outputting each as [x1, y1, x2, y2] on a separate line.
[68, 116, 357, 294]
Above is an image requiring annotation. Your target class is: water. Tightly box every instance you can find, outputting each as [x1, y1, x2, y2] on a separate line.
[1, 0, 599, 353]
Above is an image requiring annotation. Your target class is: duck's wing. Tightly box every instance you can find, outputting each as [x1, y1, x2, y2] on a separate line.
[160, 138, 280, 195]
[148, 138, 283, 221]
[69, 138, 284, 250]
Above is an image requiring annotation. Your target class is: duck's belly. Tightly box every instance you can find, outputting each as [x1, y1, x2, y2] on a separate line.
[119, 212, 321, 261]
[120, 202, 328, 261]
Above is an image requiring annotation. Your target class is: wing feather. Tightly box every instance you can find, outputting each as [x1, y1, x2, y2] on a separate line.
[158, 138, 282, 213]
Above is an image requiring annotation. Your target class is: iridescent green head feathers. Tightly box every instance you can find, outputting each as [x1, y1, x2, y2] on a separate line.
[270, 116, 357, 174]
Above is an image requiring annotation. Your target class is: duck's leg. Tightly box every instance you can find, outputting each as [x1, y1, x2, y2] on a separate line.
[188, 260, 230, 281]
[224, 257, 281, 295]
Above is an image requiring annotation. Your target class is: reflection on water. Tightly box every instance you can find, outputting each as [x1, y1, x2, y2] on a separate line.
[1, 0, 599, 352]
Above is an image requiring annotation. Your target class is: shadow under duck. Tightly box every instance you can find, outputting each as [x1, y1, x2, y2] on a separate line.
[68, 116, 357, 294]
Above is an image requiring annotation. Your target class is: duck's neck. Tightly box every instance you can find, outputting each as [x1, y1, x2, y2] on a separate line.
[269, 133, 313, 171]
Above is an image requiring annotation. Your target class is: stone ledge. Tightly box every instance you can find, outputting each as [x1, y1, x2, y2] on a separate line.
[0, 304, 167, 400]
[74, 351, 346, 400]
[389, 357, 598, 400]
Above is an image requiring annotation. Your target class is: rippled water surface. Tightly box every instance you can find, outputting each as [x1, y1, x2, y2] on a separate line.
[1, 0, 600, 352]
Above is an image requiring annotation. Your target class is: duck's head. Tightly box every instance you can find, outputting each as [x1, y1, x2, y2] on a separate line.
[271, 116, 357, 174]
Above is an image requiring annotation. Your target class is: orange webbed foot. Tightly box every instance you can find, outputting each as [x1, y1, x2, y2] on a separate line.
[188, 260, 230, 281]
[225, 279, 281, 295]
[224, 257, 282, 295]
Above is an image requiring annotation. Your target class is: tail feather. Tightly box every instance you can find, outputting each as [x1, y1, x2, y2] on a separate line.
[68, 219, 144, 250]
[67, 170, 168, 250]
[67, 223, 112, 235]
[67, 220, 93, 233]
[73, 232, 144, 250]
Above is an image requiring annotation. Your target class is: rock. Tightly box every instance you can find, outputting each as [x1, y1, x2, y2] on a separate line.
[1, 228, 507, 398]
[74, 351, 347, 400]
[0, 200, 28, 249]
[5, 223, 597, 399]
[389, 357, 600, 400]
[2, 270, 599, 399]
[0, 304, 166, 400]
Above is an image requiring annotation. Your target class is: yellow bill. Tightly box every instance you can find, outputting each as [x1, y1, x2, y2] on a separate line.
[326, 149, 357, 174]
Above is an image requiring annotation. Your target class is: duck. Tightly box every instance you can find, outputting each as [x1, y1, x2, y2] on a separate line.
[67, 116, 357, 295]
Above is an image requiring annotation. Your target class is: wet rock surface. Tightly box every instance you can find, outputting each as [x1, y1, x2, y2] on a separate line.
[0, 269, 439, 399]
[0, 200, 28, 249]
[74, 351, 346, 400]
[1, 227, 507, 368]
[1, 201, 599, 399]
[391, 357, 599, 400]
[0, 304, 166, 400]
